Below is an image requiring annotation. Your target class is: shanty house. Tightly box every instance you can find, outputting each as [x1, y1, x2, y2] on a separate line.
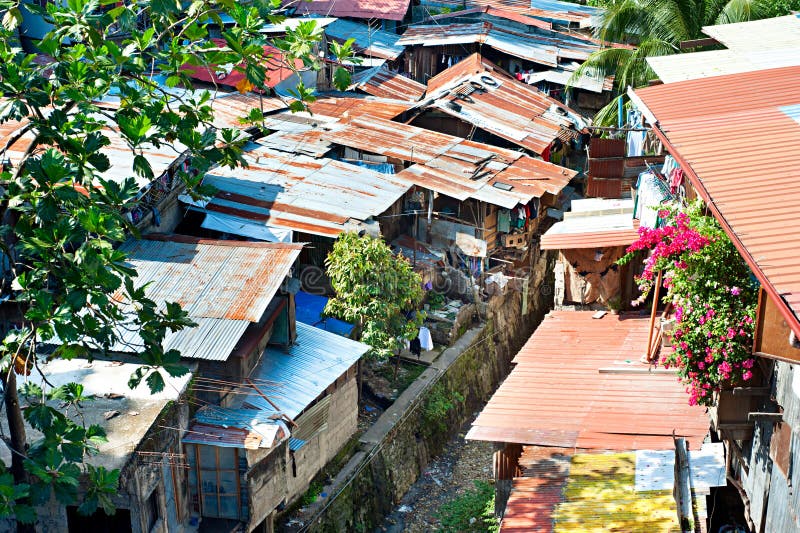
[467, 311, 716, 531]
[405, 53, 590, 159]
[399, 4, 614, 109]
[633, 61, 800, 532]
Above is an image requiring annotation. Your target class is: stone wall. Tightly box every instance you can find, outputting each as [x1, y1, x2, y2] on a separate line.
[292, 250, 555, 531]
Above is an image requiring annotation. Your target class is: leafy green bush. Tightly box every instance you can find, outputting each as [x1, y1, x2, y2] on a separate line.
[437, 481, 499, 532]
[422, 383, 464, 434]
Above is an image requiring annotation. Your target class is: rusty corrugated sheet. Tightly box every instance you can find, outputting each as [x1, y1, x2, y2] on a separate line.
[422, 54, 590, 155]
[541, 219, 639, 249]
[350, 66, 426, 101]
[634, 65, 800, 336]
[588, 158, 624, 178]
[188, 140, 413, 237]
[467, 311, 709, 450]
[589, 137, 626, 158]
[322, 114, 575, 208]
[119, 237, 301, 323]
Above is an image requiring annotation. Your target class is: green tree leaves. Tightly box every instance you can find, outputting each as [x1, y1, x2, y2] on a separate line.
[324, 233, 425, 359]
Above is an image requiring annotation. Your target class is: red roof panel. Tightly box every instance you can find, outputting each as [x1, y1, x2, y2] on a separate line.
[467, 311, 709, 450]
[634, 65, 800, 336]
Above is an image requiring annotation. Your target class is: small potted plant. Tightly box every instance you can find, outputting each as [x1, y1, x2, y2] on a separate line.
[607, 296, 622, 315]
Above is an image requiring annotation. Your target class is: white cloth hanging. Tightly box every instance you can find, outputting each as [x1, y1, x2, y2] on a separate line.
[418, 327, 434, 351]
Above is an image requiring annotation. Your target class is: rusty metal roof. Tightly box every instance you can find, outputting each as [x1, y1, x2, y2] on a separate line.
[419, 54, 589, 155]
[467, 311, 709, 450]
[633, 65, 800, 337]
[289, 0, 410, 21]
[320, 115, 575, 208]
[209, 93, 288, 129]
[119, 236, 301, 322]
[425, 5, 553, 30]
[350, 66, 426, 101]
[111, 236, 301, 360]
[182, 40, 304, 91]
[185, 140, 413, 237]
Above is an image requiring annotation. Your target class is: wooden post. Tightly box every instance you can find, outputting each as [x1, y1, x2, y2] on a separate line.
[646, 270, 663, 361]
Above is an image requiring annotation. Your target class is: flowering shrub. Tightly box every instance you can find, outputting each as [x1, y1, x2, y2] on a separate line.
[619, 202, 758, 406]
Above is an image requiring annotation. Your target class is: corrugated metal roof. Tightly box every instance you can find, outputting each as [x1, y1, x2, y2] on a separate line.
[209, 93, 288, 129]
[399, 23, 599, 67]
[289, 0, 410, 21]
[425, 5, 553, 30]
[467, 311, 709, 449]
[421, 54, 589, 155]
[701, 14, 800, 49]
[430, 0, 600, 28]
[647, 16, 800, 84]
[523, 63, 613, 93]
[110, 237, 301, 360]
[119, 237, 301, 322]
[633, 65, 800, 337]
[242, 322, 368, 418]
[350, 65, 426, 101]
[325, 19, 405, 60]
[541, 198, 638, 249]
[187, 141, 412, 237]
[503, 451, 681, 532]
[321, 115, 575, 208]
[648, 48, 800, 84]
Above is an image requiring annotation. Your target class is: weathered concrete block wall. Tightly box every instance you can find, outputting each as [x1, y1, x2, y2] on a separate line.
[298, 250, 555, 531]
[248, 373, 360, 531]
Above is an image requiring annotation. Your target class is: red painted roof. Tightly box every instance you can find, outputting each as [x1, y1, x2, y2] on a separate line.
[182, 40, 303, 91]
[467, 311, 709, 450]
[634, 66, 800, 337]
[501, 447, 572, 532]
[290, 0, 410, 21]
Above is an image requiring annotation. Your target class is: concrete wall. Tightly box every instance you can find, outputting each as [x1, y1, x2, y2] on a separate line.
[247, 372, 360, 531]
[289, 250, 555, 531]
[29, 399, 190, 533]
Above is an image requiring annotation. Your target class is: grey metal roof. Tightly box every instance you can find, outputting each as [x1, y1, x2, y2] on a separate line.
[243, 322, 368, 418]
[186, 141, 413, 238]
[325, 18, 405, 60]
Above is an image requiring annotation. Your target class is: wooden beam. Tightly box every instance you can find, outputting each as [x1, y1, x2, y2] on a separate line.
[748, 412, 783, 422]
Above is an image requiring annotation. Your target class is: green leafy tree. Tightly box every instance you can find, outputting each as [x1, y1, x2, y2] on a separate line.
[324, 233, 425, 360]
[0, 0, 356, 527]
[571, 0, 790, 125]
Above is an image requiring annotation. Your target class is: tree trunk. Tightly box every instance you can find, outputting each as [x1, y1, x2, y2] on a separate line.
[2, 371, 33, 533]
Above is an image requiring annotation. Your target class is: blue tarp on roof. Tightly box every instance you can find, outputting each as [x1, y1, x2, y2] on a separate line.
[295, 290, 355, 337]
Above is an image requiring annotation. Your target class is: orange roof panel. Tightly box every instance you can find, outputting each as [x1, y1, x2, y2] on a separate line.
[634, 65, 800, 336]
[467, 311, 709, 450]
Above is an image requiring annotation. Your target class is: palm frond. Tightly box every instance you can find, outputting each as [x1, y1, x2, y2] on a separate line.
[567, 47, 636, 91]
[713, 0, 767, 24]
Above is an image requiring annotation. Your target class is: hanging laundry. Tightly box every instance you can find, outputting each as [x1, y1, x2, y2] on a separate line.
[410, 337, 422, 358]
[635, 171, 673, 228]
[497, 209, 511, 233]
[669, 167, 684, 194]
[418, 327, 434, 351]
[661, 155, 679, 177]
[626, 110, 646, 157]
